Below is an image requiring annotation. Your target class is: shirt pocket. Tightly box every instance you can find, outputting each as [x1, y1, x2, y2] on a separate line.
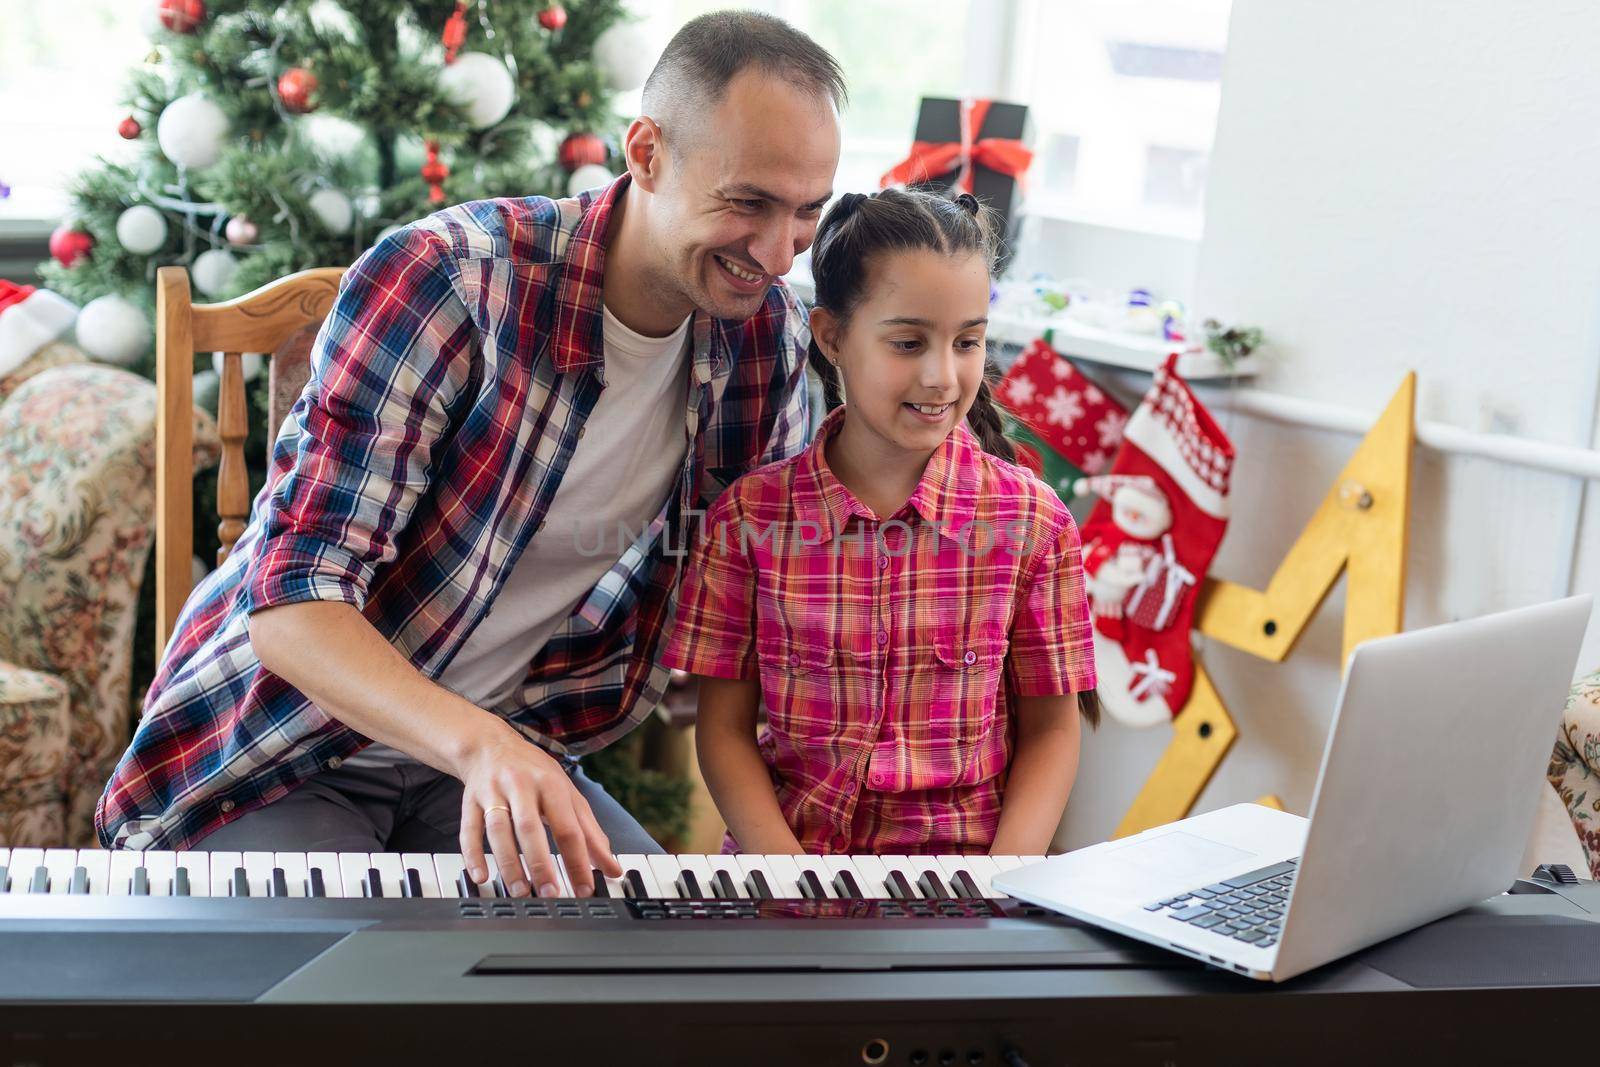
[755, 641, 846, 739]
[868, 633, 1010, 794]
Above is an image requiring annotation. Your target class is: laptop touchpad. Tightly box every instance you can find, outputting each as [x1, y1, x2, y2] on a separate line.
[1105, 831, 1256, 881]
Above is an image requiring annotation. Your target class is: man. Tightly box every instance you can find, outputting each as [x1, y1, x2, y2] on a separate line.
[97, 11, 844, 901]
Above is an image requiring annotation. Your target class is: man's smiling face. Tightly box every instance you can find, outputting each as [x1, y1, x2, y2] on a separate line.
[649, 68, 840, 321]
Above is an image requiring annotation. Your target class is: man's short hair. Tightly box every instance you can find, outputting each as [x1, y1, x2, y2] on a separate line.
[642, 10, 848, 135]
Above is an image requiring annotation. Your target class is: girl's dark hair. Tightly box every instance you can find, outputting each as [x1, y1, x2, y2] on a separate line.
[806, 187, 1016, 463]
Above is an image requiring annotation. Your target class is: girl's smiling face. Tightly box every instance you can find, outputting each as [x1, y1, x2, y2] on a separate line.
[811, 247, 992, 458]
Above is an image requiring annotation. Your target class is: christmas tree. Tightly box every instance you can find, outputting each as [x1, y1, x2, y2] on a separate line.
[36, 0, 687, 842]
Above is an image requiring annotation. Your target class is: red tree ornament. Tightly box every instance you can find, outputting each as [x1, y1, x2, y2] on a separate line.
[539, 5, 568, 31]
[277, 67, 318, 113]
[158, 0, 207, 34]
[422, 140, 450, 204]
[49, 226, 94, 268]
[558, 132, 607, 172]
[118, 116, 143, 140]
[442, 2, 468, 64]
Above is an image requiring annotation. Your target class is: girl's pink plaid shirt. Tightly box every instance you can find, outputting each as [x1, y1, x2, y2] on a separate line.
[662, 405, 1097, 855]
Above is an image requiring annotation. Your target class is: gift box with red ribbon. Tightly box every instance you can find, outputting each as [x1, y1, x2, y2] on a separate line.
[880, 97, 1033, 270]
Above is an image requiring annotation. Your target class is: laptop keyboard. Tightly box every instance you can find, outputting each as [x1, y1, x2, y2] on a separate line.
[1142, 858, 1298, 948]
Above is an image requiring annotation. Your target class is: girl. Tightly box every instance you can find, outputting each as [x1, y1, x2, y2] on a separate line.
[661, 188, 1098, 857]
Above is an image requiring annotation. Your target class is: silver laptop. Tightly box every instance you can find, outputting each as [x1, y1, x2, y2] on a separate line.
[995, 596, 1593, 982]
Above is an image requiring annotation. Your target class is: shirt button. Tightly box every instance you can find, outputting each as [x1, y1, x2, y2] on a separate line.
[844, 780, 856, 795]
[876, 629, 888, 646]
[832, 834, 850, 851]
[963, 650, 977, 666]
[869, 772, 885, 787]
[788, 653, 800, 667]
[219, 799, 235, 813]
[878, 555, 888, 570]
[326, 756, 343, 770]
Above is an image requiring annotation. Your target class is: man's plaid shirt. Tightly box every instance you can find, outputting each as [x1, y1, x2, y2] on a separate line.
[97, 176, 810, 850]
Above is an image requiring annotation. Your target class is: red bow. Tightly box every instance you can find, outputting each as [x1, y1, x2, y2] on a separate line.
[880, 99, 1034, 194]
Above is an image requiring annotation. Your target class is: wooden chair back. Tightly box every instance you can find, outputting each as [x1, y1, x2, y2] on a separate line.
[155, 265, 346, 657]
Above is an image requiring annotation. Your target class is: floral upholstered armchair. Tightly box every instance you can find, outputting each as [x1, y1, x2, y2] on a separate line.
[0, 355, 219, 845]
[1550, 667, 1600, 879]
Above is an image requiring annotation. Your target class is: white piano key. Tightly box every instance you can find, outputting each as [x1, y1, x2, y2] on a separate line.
[400, 853, 441, 898]
[75, 849, 112, 895]
[242, 851, 275, 898]
[108, 850, 142, 896]
[209, 851, 243, 897]
[990, 855, 1023, 876]
[43, 849, 77, 895]
[483, 854, 509, 897]
[876, 855, 926, 899]
[937, 854, 1005, 898]
[306, 852, 341, 897]
[703, 854, 749, 898]
[790, 854, 837, 898]
[1020, 855, 1047, 867]
[8, 849, 43, 893]
[274, 852, 309, 898]
[557, 852, 625, 899]
[674, 854, 718, 898]
[174, 851, 210, 897]
[369, 853, 407, 898]
[339, 853, 372, 898]
[838, 854, 892, 898]
[906, 855, 955, 898]
[646, 854, 689, 898]
[745, 854, 803, 898]
[0, 848, 8, 891]
[144, 851, 177, 896]
[433, 853, 470, 897]
[618, 854, 666, 898]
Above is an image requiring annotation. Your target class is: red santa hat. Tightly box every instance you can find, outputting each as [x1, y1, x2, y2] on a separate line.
[0, 280, 78, 379]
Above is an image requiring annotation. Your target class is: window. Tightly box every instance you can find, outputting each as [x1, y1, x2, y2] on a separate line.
[1006, 0, 1233, 237]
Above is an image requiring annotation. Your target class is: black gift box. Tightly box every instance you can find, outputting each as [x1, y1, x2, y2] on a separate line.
[901, 97, 1032, 272]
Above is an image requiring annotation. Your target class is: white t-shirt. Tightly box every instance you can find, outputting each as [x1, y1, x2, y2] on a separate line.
[345, 305, 692, 768]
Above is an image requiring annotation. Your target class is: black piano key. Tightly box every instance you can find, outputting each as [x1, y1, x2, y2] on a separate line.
[950, 870, 983, 900]
[364, 868, 383, 898]
[744, 870, 773, 900]
[887, 870, 916, 901]
[624, 870, 648, 900]
[456, 871, 479, 898]
[69, 866, 89, 895]
[799, 870, 826, 900]
[591, 869, 610, 898]
[29, 866, 49, 894]
[174, 867, 191, 897]
[916, 870, 950, 900]
[402, 868, 423, 898]
[712, 870, 739, 900]
[131, 867, 150, 896]
[269, 868, 289, 898]
[674, 870, 703, 899]
[231, 867, 250, 898]
[0, 866, 7, 893]
[832, 870, 864, 900]
[307, 867, 326, 898]
[491, 875, 509, 898]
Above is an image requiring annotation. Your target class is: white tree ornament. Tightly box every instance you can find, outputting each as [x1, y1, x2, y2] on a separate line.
[156, 93, 231, 170]
[439, 52, 516, 129]
[568, 163, 614, 198]
[191, 248, 240, 297]
[592, 23, 656, 91]
[211, 350, 264, 383]
[308, 188, 354, 234]
[115, 205, 169, 255]
[76, 295, 152, 366]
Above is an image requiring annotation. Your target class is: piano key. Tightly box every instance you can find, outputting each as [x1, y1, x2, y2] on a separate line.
[595, 866, 628, 900]
[711, 869, 740, 900]
[338, 853, 371, 900]
[131, 866, 150, 896]
[906, 856, 953, 898]
[401, 854, 441, 898]
[109, 851, 142, 896]
[878, 856, 928, 899]
[675, 854, 718, 899]
[68, 867, 89, 895]
[5, 850, 43, 894]
[432, 854, 470, 898]
[142, 851, 177, 897]
[231, 867, 251, 898]
[175, 852, 209, 897]
[990, 855, 1024, 874]
[274, 853, 309, 898]
[703, 855, 749, 899]
[674, 869, 703, 899]
[590, 869, 609, 898]
[0, 866, 7, 895]
[820, 855, 865, 898]
[799, 870, 829, 900]
[745, 855, 804, 899]
[0, 848, 7, 887]
[916, 869, 950, 900]
[843, 855, 893, 899]
[482, 854, 508, 897]
[401, 868, 422, 898]
[242, 852, 275, 898]
[790, 855, 837, 898]
[269, 869, 290, 898]
[363, 868, 384, 898]
[937, 855, 1005, 899]
[306, 852, 340, 898]
[76, 850, 111, 895]
[644, 854, 688, 898]
[551, 856, 578, 897]
[623, 869, 649, 900]
[208, 852, 243, 898]
[43, 849, 77, 895]
[743, 869, 774, 900]
[368, 853, 407, 899]
[29, 866, 49, 894]
[173, 867, 191, 897]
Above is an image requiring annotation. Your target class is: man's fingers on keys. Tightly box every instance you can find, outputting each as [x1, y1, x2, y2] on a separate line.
[484, 803, 527, 896]
[542, 797, 590, 897]
[573, 796, 619, 878]
[459, 802, 488, 883]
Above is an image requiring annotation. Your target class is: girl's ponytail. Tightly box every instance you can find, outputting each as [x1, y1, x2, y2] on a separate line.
[964, 356, 1017, 463]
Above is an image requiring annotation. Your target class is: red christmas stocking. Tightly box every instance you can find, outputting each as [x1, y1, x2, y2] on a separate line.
[1076, 354, 1234, 727]
[999, 337, 1128, 499]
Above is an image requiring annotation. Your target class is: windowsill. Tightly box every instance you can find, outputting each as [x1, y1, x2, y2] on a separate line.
[1022, 196, 1205, 243]
[0, 186, 68, 240]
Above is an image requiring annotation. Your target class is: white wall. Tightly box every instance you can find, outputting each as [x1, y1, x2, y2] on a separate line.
[1055, 0, 1600, 850]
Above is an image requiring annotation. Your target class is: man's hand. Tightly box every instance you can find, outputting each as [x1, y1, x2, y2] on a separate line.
[456, 726, 623, 898]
